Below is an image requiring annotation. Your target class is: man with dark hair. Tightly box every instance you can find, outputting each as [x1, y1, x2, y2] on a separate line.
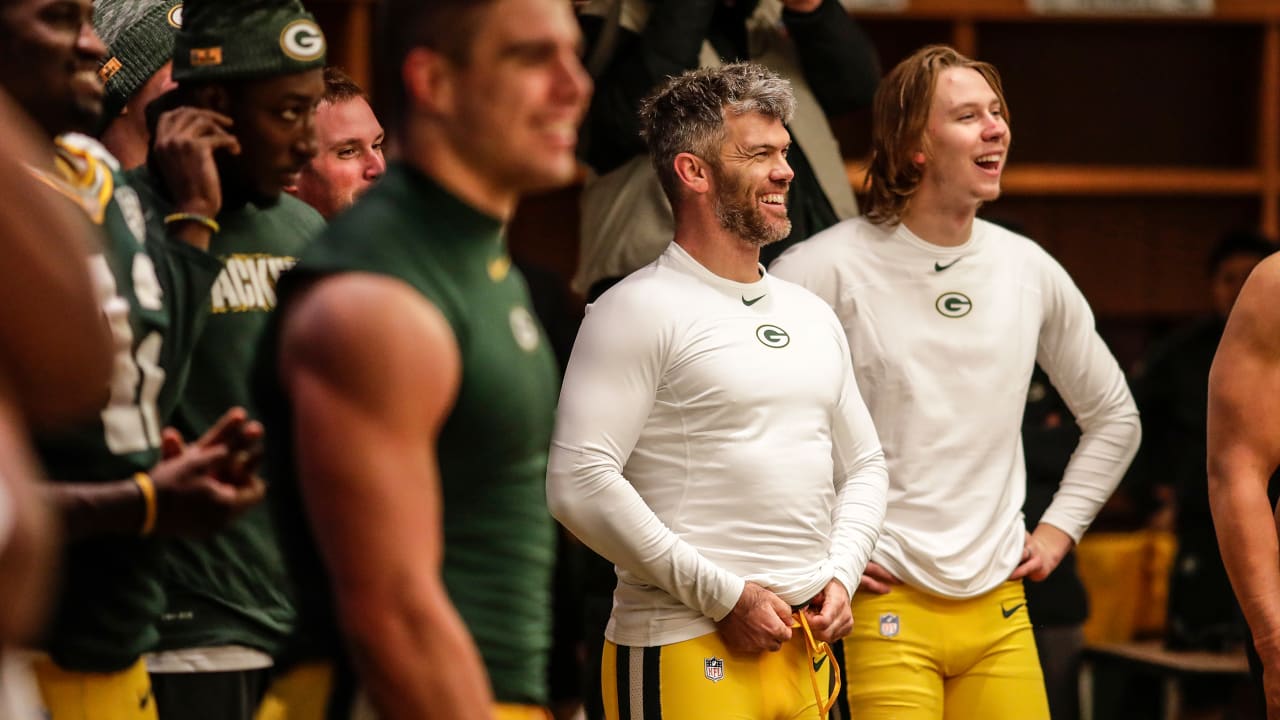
[773, 44, 1140, 719]
[0, 1, 266, 717]
[124, 1, 327, 717]
[254, 0, 589, 717]
[547, 62, 887, 720]
[285, 66, 384, 219]
[94, 0, 183, 169]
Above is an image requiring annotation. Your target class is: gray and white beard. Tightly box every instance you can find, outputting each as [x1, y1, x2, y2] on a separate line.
[712, 171, 790, 248]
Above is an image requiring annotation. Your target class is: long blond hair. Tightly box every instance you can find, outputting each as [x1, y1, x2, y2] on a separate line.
[864, 45, 1009, 226]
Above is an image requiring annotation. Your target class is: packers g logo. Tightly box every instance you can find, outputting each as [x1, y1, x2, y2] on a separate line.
[280, 19, 325, 62]
[167, 4, 183, 28]
[755, 324, 790, 349]
[935, 292, 972, 318]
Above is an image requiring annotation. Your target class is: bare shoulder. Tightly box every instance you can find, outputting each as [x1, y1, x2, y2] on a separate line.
[280, 272, 461, 403]
[1224, 253, 1280, 354]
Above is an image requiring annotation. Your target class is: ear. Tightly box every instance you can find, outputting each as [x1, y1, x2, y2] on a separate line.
[673, 152, 711, 196]
[403, 46, 454, 115]
[191, 83, 231, 115]
[913, 151, 926, 165]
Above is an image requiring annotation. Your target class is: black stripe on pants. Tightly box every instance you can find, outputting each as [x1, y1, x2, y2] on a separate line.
[614, 645, 663, 720]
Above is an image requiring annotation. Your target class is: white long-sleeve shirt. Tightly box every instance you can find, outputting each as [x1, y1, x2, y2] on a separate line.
[771, 217, 1140, 599]
[547, 242, 888, 647]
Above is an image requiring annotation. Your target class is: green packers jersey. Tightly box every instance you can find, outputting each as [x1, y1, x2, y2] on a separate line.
[257, 163, 559, 704]
[33, 135, 222, 672]
[126, 165, 325, 655]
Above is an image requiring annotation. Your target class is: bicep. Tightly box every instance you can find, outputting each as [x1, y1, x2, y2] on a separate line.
[1209, 271, 1280, 484]
[282, 279, 461, 599]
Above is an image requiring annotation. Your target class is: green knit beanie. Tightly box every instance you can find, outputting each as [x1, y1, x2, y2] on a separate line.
[94, 0, 184, 122]
[172, 0, 326, 83]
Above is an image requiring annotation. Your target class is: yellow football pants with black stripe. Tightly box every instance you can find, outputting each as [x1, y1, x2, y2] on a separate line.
[602, 629, 837, 720]
[840, 579, 1049, 720]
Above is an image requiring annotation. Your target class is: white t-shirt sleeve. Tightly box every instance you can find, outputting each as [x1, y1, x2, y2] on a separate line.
[826, 329, 888, 595]
[1035, 255, 1142, 542]
[546, 291, 746, 622]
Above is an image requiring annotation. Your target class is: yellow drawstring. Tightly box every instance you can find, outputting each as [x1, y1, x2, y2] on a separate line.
[793, 611, 841, 719]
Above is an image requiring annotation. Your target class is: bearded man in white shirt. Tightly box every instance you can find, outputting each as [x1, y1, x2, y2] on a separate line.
[547, 62, 888, 720]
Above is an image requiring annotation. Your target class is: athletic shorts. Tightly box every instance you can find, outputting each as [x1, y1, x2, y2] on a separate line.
[840, 579, 1049, 720]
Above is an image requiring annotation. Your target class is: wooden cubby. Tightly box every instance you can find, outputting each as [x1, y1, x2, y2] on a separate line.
[308, 0, 1280, 365]
[839, 1, 1280, 347]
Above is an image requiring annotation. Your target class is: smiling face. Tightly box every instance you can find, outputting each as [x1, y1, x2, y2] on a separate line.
[710, 110, 794, 247]
[0, 0, 107, 136]
[288, 95, 385, 218]
[436, 0, 590, 200]
[914, 66, 1011, 214]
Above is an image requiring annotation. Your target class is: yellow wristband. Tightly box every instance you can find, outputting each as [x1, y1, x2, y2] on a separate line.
[163, 212, 220, 234]
[134, 472, 157, 536]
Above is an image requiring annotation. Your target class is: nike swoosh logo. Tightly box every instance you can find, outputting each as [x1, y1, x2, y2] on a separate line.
[742, 294, 766, 306]
[812, 654, 827, 673]
[1001, 602, 1025, 619]
[934, 258, 961, 272]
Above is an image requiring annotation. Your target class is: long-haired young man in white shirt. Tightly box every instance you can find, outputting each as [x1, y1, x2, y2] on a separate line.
[772, 45, 1140, 720]
[547, 63, 888, 720]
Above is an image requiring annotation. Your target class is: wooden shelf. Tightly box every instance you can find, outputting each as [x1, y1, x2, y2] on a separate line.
[853, 0, 1280, 22]
[843, 161, 1263, 196]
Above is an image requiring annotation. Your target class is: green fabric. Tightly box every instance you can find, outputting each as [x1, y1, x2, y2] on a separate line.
[38, 139, 221, 672]
[126, 164, 324, 655]
[172, 0, 325, 82]
[258, 163, 560, 704]
[94, 0, 183, 123]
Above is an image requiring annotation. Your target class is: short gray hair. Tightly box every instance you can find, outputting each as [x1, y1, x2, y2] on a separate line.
[638, 62, 795, 204]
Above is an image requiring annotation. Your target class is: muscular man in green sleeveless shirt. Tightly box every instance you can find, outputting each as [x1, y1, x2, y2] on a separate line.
[254, 0, 590, 717]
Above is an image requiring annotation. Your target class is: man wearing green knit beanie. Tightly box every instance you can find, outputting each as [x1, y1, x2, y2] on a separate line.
[94, 0, 182, 169]
[125, 1, 327, 718]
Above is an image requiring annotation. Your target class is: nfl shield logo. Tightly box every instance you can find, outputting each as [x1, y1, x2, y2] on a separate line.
[704, 656, 725, 682]
[879, 613, 900, 638]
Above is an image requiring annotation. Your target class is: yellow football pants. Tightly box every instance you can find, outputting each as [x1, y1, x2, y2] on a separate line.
[841, 579, 1049, 720]
[33, 655, 158, 720]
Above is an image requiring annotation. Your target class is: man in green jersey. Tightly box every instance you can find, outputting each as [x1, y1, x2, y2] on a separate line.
[0, 88, 118, 718]
[122, 1, 327, 718]
[253, 0, 590, 717]
[0, 0, 266, 717]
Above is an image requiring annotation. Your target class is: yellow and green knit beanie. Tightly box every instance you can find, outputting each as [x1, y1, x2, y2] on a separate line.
[173, 0, 326, 83]
[94, 0, 184, 122]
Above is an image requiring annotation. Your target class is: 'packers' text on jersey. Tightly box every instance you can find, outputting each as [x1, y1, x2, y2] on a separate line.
[210, 253, 297, 314]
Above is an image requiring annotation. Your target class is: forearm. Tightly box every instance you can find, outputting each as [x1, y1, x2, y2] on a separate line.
[782, 0, 879, 115]
[342, 584, 493, 720]
[44, 479, 147, 541]
[547, 446, 743, 620]
[1039, 408, 1141, 541]
[584, 0, 717, 173]
[828, 457, 887, 593]
[0, 440, 58, 643]
[1211, 470, 1280, 659]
